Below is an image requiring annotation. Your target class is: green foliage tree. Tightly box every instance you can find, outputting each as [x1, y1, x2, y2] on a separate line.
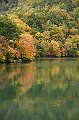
[0, 15, 20, 41]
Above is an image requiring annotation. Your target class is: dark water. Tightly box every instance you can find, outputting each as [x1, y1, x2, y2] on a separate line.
[0, 58, 79, 120]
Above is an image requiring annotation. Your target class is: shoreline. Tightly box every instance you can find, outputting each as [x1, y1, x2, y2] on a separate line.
[0, 57, 79, 64]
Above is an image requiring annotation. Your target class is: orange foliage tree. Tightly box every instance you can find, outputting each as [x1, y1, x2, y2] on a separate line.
[16, 33, 36, 61]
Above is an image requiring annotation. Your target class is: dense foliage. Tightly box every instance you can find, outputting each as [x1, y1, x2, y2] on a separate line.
[0, 0, 79, 62]
[0, 15, 20, 40]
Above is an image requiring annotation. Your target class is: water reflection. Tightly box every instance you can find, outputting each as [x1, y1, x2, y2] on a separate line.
[0, 58, 79, 120]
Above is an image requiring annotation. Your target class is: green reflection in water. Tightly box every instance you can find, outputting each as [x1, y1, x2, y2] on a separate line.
[0, 58, 79, 120]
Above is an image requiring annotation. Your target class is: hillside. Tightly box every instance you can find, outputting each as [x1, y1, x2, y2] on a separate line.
[0, 0, 79, 62]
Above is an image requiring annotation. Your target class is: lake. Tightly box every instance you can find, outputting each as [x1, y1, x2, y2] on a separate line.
[0, 58, 79, 120]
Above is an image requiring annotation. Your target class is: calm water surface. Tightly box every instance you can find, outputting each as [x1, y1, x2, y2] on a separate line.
[0, 58, 79, 120]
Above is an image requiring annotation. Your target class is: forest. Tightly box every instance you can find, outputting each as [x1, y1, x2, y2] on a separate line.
[0, 0, 79, 62]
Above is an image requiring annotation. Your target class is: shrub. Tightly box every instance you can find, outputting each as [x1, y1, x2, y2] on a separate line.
[5, 46, 21, 62]
[48, 40, 61, 57]
[65, 35, 79, 56]
[0, 51, 5, 62]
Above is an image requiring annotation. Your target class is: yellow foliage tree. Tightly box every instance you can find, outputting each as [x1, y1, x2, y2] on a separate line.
[8, 14, 32, 33]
